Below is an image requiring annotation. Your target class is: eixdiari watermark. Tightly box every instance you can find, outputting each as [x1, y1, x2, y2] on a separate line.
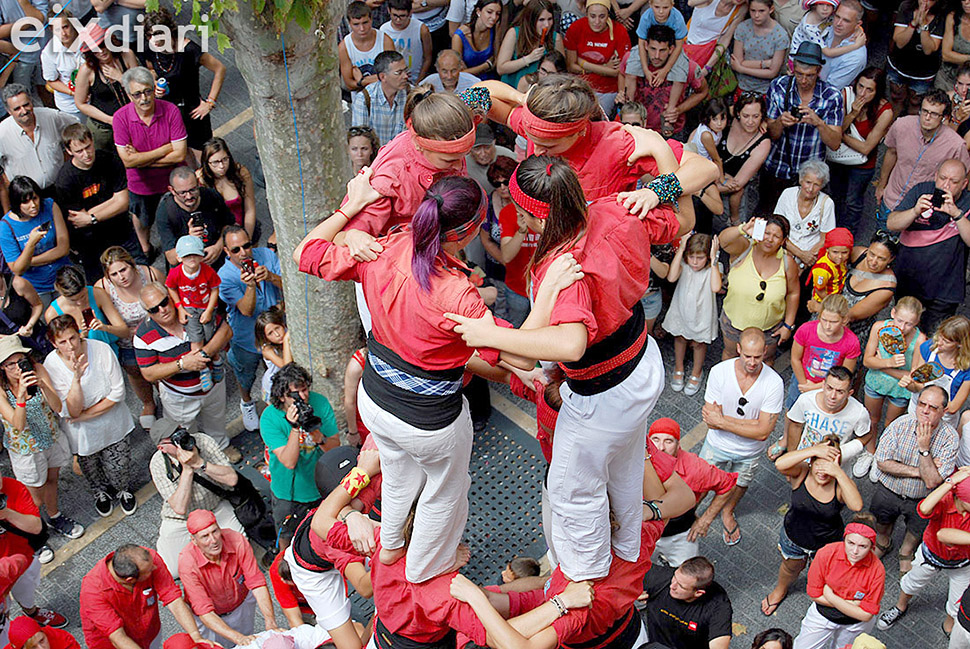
[10, 4, 210, 54]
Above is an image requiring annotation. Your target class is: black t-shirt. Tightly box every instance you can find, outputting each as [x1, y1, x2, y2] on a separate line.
[142, 41, 204, 111]
[644, 566, 733, 649]
[895, 180, 970, 304]
[156, 187, 235, 256]
[889, 1, 945, 81]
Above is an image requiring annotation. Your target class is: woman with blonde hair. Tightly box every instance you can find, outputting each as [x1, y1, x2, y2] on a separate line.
[899, 314, 970, 428]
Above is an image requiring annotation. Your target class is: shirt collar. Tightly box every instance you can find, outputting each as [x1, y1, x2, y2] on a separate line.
[187, 539, 235, 567]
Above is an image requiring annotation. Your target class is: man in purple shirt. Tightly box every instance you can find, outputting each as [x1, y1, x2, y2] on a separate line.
[113, 66, 187, 262]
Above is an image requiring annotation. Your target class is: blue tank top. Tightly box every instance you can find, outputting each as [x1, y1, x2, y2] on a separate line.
[52, 286, 119, 354]
[457, 28, 495, 79]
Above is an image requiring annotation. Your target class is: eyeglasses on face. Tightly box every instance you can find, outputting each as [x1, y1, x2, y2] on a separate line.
[173, 186, 201, 198]
[146, 296, 170, 314]
[229, 242, 253, 254]
[129, 89, 153, 99]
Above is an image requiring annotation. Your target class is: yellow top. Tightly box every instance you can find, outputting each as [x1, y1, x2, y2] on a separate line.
[722, 244, 788, 331]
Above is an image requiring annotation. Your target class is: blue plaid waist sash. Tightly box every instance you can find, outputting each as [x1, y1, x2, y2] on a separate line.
[361, 335, 466, 431]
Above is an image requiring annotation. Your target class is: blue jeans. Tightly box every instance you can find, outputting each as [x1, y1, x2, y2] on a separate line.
[503, 288, 531, 328]
[226, 345, 262, 393]
[828, 164, 875, 237]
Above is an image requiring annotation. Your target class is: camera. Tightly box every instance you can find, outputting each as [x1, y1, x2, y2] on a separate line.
[242, 259, 256, 276]
[932, 188, 946, 209]
[17, 357, 36, 398]
[289, 391, 322, 432]
[170, 426, 196, 452]
[790, 106, 802, 120]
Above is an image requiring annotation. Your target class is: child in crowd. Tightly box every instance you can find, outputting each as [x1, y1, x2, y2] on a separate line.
[688, 99, 729, 177]
[899, 314, 970, 429]
[165, 236, 221, 388]
[808, 227, 854, 305]
[663, 232, 721, 396]
[788, 294, 861, 409]
[856, 296, 925, 479]
[789, 0, 837, 61]
[255, 305, 291, 403]
[501, 556, 541, 583]
[622, 0, 687, 100]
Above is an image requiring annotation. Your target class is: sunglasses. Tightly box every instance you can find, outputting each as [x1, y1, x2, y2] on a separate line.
[756, 280, 767, 301]
[146, 296, 170, 314]
[348, 126, 375, 137]
[737, 396, 748, 417]
[495, 179, 510, 187]
[229, 241, 253, 254]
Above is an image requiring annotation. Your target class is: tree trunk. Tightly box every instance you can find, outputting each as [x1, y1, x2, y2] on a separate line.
[221, 2, 361, 425]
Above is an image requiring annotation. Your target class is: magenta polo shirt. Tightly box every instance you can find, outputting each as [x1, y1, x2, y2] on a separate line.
[112, 99, 187, 196]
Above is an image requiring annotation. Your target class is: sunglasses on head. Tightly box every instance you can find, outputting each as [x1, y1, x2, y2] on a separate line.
[348, 126, 375, 137]
[229, 241, 253, 254]
[146, 296, 170, 314]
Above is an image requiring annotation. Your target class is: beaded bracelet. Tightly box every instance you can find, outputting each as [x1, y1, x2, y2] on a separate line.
[646, 173, 683, 205]
[457, 87, 492, 115]
[550, 595, 568, 617]
[643, 499, 662, 521]
[340, 467, 371, 498]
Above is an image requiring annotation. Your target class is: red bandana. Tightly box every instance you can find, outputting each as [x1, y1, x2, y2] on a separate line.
[407, 120, 476, 154]
[519, 105, 588, 139]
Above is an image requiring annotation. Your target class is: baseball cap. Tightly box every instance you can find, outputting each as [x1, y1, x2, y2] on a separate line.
[315, 445, 360, 496]
[175, 235, 205, 259]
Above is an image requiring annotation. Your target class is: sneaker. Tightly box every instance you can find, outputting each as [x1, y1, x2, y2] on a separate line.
[94, 491, 114, 517]
[212, 359, 225, 383]
[223, 445, 243, 464]
[876, 606, 906, 630]
[118, 491, 137, 516]
[36, 545, 54, 565]
[47, 514, 84, 539]
[241, 399, 259, 432]
[199, 367, 213, 391]
[852, 451, 873, 479]
[869, 458, 880, 483]
[27, 607, 67, 628]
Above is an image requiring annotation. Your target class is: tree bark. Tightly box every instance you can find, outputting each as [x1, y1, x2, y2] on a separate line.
[221, 2, 361, 425]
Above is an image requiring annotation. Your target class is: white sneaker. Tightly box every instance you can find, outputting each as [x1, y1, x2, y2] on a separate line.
[241, 400, 259, 432]
[37, 545, 54, 564]
[852, 451, 873, 479]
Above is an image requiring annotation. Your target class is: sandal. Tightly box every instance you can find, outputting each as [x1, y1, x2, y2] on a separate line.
[670, 371, 685, 392]
[723, 522, 742, 546]
[761, 594, 786, 616]
[766, 440, 787, 461]
[899, 551, 916, 575]
[684, 375, 703, 396]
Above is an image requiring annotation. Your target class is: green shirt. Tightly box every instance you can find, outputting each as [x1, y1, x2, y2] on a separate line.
[259, 391, 338, 503]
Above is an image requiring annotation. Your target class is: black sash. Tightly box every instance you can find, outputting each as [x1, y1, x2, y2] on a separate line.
[372, 617, 456, 649]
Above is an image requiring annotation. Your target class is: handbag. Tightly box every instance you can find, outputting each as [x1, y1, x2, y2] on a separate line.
[706, 48, 738, 98]
[193, 470, 270, 531]
[826, 87, 868, 166]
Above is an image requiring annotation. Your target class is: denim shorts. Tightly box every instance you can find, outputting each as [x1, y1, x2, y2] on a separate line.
[863, 382, 909, 408]
[118, 345, 137, 368]
[778, 525, 815, 561]
[886, 67, 935, 95]
[640, 290, 663, 321]
[698, 440, 759, 487]
[226, 345, 262, 392]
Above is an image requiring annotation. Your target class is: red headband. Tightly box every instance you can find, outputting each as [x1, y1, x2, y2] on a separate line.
[407, 120, 476, 154]
[509, 166, 551, 220]
[844, 522, 877, 543]
[442, 208, 485, 242]
[519, 105, 588, 139]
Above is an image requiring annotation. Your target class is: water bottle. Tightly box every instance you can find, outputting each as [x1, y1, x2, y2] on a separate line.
[156, 77, 169, 97]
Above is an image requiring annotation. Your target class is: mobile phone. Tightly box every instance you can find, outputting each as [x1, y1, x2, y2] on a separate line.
[190, 212, 203, 228]
[38, 222, 50, 234]
[752, 218, 767, 241]
[242, 259, 255, 275]
[790, 106, 802, 119]
[932, 188, 946, 209]
[81, 307, 95, 328]
[16, 357, 36, 397]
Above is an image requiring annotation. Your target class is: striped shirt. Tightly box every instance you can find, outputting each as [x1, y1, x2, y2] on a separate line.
[133, 315, 223, 396]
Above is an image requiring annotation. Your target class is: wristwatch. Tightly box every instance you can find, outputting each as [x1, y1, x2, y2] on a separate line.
[919, 449, 931, 457]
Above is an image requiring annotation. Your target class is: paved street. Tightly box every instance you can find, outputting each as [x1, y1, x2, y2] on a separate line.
[11, 15, 952, 649]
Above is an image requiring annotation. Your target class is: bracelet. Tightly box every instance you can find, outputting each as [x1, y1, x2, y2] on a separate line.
[334, 208, 349, 220]
[339, 508, 360, 522]
[90, 213, 97, 225]
[177, 358, 184, 372]
[340, 467, 371, 498]
[782, 322, 795, 331]
[645, 173, 683, 205]
[643, 499, 662, 521]
[205, 97, 216, 106]
[15, 402, 25, 408]
[550, 595, 568, 617]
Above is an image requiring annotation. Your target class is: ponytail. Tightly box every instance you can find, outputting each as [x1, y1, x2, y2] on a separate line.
[512, 156, 588, 266]
[411, 177, 487, 291]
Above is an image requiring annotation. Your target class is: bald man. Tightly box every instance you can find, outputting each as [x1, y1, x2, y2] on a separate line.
[888, 158, 970, 333]
[699, 328, 784, 546]
[420, 50, 480, 94]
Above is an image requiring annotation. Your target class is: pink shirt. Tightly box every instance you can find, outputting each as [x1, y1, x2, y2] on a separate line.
[178, 529, 266, 616]
[112, 100, 187, 196]
[883, 116, 970, 210]
[794, 321, 861, 383]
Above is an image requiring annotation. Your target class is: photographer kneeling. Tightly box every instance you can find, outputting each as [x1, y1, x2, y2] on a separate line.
[260, 363, 339, 528]
[149, 418, 246, 578]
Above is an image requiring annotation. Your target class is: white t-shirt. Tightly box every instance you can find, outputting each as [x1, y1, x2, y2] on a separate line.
[40, 40, 81, 115]
[421, 71, 480, 94]
[44, 339, 134, 456]
[704, 359, 784, 457]
[774, 186, 835, 257]
[788, 392, 870, 450]
[380, 18, 426, 83]
[959, 420, 970, 467]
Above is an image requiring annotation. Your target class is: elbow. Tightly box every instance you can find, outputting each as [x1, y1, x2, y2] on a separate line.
[562, 339, 587, 363]
[356, 577, 374, 599]
[169, 499, 187, 516]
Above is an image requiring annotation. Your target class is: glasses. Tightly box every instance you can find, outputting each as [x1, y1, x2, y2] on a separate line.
[348, 126, 374, 137]
[146, 296, 170, 314]
[756, 280, 767, 301]
[921, 107, 945, 119]
[495, 179, 510, 187]
[173, 186, 201, 198]
[208, 156, 230, 167]
[229, 241, 253, 254]
[737, 396, 748, 416]
[129, 89, 153, 99]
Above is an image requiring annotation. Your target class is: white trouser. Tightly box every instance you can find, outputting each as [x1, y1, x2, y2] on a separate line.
[951, 621, 970, 649]
[653, 530, 700, 568]
[235, 625, 334, 649]
[359, 385, 473, 583]
[198, 591, 256, 648]
[283, 546, 352, 630]
[157, 501, 244, 578]
[355, 283, 372, 335]
[0, 557, 41, 645]
[547, 337, 664, 581]
[900, 543, 970, 618]
[160, 380, 229, 449]
[541, 484, 558, 568]
[793, 603, 875, 649]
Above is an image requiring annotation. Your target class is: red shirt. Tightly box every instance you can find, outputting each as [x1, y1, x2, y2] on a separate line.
[498, 204, 540, 298]
[672, 450, 738, 502]
[920, 491, 970, 562]
[80, 549, 183, 649]
[370, 535, 489, 645]
[299, 231, 504, 370]
[548, 520, 665, 644]
[36, 628, 81, 649]
[178, 529, 267, 616]
[508, 110, 684, 200]
[563, 19, 631, 94]
[269, 553, 311, 615]
[806, 542, 885, 617]
[343, 131, 467, 238]
[0, 478, 39, 598]
[532, 198, 679, 346]
[165, 263, 221, 310]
